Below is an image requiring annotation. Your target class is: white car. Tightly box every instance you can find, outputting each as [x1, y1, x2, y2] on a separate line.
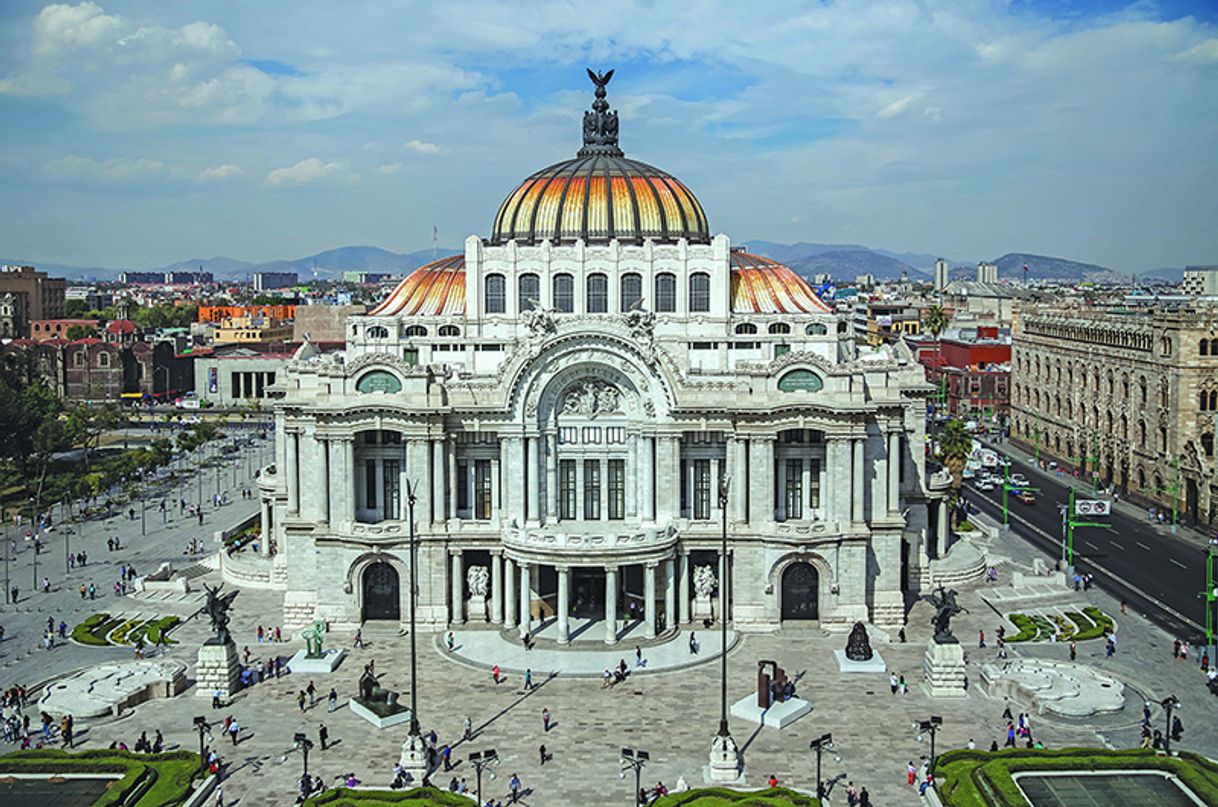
[1010, 474, 1029, 486]
[975, 480, 996, 491]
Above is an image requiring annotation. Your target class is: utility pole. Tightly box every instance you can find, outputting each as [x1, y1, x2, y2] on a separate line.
[1064, 487, 1113, 573]
[1201, 545, 1218, 663]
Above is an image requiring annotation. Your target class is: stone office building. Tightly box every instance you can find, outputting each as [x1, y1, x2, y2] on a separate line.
[257, 76, 939, 640]
[1011, 304, 1218, 527]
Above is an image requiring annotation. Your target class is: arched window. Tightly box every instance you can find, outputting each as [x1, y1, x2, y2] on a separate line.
[1203, 340, 1210, 357]
[518, 273, 539, 311]
[485, 273, 506, 314]
[438, 325, 460, 337]
[97, 351, 110, 367]
[1201, 391, 1210, 412]
[806, 323, 828, 336]
[778, 369, 824, 392]
[1212, 338, 1218, 355]
[654, 273, 676, 313]
[1137, 468, 1146, 488]
[1203, 433, 1215, 458]
[1139, 376, 1147, 405]
[769, 323, 791, 335]
[586, 273, 608, 313]
[1211, 390, 1218, 411]
[553, 273, 574, 313]
[735, 323, 757, 335]
[1138, 420, 1146, 444]
[72, 351, 84, 367]
[620, 273, 642, 311]
[404, 325, 427, 338]
[366, 325, 389, 339]
[1160, 427, 1168, 452]
[689, 272, 710, 313]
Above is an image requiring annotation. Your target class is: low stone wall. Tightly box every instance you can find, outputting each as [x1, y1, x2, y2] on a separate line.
[181, 773, 219, 807]
[928, 539, 987, 588]
[213, 511, 259, 546]
[220, 551, 280, 590]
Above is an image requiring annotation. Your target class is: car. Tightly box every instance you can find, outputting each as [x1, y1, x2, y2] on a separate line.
[1010, 473, 1029, 486]
[975, 480, 995, 491]
[1018, 491, 1036, 505]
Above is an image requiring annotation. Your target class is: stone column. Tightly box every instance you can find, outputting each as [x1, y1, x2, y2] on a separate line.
[526, 437, 540, 521]
[887, 431, 901, 514]
[663, 557, 676, 632]
[342, 438, 355, 525]
[644, 562, 657, 639]
[519, 563, 532, 636]
[286, 431, 300, 514]
[490, 445, 502, 526]
[450, 550, 463, 625]
[710, 456, 721, 521]
[604, 566, 618, 644]
[431, 438, 445, 525]
[852, 437, 865, 525]
[937, 499, 949, 558]
[259, 498, 271, 557]
[678, 551, 690, 624]
[503, 557, 517, 630]
[491, 552, 503, 625]
[641, 436, 655, 522]
[556, 566, 570, 644]
[747, 436, 775, 523]
[318, 436, 330, 525]
[446, 437, 457, 520]
[657, 436, 679, 521]
[545, 433, 558, 520]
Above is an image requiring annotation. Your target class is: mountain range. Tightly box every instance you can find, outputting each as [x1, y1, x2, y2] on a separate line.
[3, 242, 1181, 285]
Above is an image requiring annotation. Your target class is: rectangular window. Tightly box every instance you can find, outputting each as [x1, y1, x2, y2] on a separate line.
[583, 460, 601, 520]
[383, 459, 401, 519]
[775, 343, 790, 358]
[559, 460, 577, 520]
[693, 459, 712, 520]
[457, 460, 469, 512]
[680, 459, 689, 513]
[559, 427, 578, 444]
[365, 460, 377, 509]
[474, 459, 492, 519]
[808, 458, 821, 510]
[691, 341, 717, 350]
[605, 427, 626, 444]
[608, 459, 625, 520]
[582, 427, 602, 444]
[403, 347, 419, 365]
[785, 458, 803, 519]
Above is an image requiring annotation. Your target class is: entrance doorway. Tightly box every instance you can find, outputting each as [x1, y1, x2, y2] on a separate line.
[781, 561, 819, 620]
[571, 568, 607, 619]
[362, 561, 400, 621]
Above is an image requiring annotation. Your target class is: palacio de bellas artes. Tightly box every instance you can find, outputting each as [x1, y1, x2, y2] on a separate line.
[257, 72, 949, 644]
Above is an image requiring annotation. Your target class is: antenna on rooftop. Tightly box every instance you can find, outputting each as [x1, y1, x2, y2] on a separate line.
[432, 224, 438, 261]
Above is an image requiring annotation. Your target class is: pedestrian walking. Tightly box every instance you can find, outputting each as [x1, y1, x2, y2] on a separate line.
[889, 672, 898, 695]
[509, 772, 521, 803]
[907, 761, 916, 786]
[524, 669, 532, 691]
[1069, 640, 1076, 661]
[446, 631, 455, 652]
[328, 687, 338, 712]
[492, 664, 501, 685]
[228, 719, 239, 746]
[539, 744, 547, 766]
[979, 629, 985, 648]
[307, 681, 316, 707]
[353, 629, 364, 649]
[463, 716, 472, 740]
[689, 632, 698, 654]
[542, 707, 551, 732]
[318, 723, 329, 751]
[859, 786, 871, 807]
[635, 645, 643, 667]
[297, 691, 306, 712]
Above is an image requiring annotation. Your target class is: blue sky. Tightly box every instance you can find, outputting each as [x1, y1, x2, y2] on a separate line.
[0, 0, 1216, 271]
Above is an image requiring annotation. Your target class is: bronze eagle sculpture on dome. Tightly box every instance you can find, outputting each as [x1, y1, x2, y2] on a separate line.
[587, 67, 614, 90]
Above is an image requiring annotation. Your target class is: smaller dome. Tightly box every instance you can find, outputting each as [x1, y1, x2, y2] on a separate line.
[369, 255, 466, 317]
[730, 251, 833, 314]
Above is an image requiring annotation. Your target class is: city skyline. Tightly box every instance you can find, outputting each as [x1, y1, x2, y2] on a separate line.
[1, 0, 1216, 272]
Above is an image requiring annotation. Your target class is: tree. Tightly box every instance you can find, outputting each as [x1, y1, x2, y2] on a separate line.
[936, 418, 974, 491]
[65, 299, 89, 317]
[133, 303, 198, 330]
[923, 305, 950, 339]
[65, 324, 95, 340]
[65, 402, 124, 471]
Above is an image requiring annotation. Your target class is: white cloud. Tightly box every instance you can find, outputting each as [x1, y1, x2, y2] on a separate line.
[44, 154, 166, 183]
[197, 164, 243, 182]
[404, 139, 445, 155]
[266, 158, 356, 186]
[1174, 38, 1218, 63]
[876, 96, 916, 119]
[377, 163, 403, 175]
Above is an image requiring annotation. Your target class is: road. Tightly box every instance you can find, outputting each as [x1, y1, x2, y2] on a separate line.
[965, 446, 1210, 642]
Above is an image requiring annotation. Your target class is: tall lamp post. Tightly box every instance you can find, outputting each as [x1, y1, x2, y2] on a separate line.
[919, 716, 943, 770]
[30, 497, 38, 590]
[292, 732, 314, 780]
[707, 476, 740, 782]
[620, 747, 649, 806]
[193, 716, 210, 773]
[1162, 695, 1180, 754]
[398, 479, 428, 778]
[468, 748, 499, 805]
[809, 733, 833, 799]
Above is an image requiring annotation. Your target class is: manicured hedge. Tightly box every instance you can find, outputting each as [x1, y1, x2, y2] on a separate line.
[145, 616, 180, 645]
[1006, 613, 1039, 642]
[932, 748, 1218, 807]
[0, 748, 199, 807]
[70, 613, 111, 646]
[303, 787, 484, 806]
[654, 787, 820, 806]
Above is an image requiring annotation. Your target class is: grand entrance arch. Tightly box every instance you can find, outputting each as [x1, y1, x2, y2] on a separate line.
[781, 562, 819, 620]
[362, 561, 400, 621]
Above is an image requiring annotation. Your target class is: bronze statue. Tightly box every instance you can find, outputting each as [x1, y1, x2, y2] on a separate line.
[845, 621, 874, 661]
[920, 585, 967, 644]
[199, 583, 239, 644]
[579, 67, 623, 157]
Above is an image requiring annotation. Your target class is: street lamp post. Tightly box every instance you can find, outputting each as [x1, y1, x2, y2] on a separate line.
[1162, 695, 1180, 754]
[468, 748, 499, 805]
[398, 479, 428, 779]
[63, 495, 71, 575]
[4, 521, 10, 603]
[293, 732, 314, 780]
[193, 716, 209, 773]
[30, 497, 38, 590]
[707, 476, 740, 783]
[620, 747, 649, 806]
[809, 733, 833, 799]
[919, 716, 944, 771]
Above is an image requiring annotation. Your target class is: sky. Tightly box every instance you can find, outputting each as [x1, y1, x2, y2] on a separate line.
[0, 1, 1216, 272]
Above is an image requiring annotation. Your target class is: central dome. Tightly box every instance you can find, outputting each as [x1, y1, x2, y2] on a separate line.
[490, 69, 710, 246]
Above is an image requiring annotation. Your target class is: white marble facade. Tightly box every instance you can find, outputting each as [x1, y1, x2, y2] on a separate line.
[256, 83, 940, 639]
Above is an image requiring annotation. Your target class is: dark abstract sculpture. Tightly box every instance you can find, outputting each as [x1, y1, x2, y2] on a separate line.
[756, 660, 790, 708]
[199, 583, 239, 645]
[921, 585, 968, 644]
[579, 68, 623, 157]
[845, 621, 874, 661]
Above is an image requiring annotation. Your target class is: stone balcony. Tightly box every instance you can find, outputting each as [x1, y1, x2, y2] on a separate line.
[503, 522, 680, 565]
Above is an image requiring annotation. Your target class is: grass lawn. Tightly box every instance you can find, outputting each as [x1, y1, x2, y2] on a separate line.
[654, 787, 820, 805]
[303, 787, 481, 806]
[0, 748, 199, 807]
[932, 748, 1218, 807]
[69, 614, 180, 647]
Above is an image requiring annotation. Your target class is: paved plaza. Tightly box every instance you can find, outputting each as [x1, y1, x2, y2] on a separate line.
[3, 438, 1218, 805]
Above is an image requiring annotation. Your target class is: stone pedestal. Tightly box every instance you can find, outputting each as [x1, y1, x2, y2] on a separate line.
[833, 648, 888, 674]
[195, 640, 240, 699]
[729, 693, 812, 729]
[922, 640, 967, 698]
[398, 730, 429, 782]
[692, 594, 713, 621]
[286, 648, 347, 675]
[704, 732, 744, 784]
[468, 596, 488, 623]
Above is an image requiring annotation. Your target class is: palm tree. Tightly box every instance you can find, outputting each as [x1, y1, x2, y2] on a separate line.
[937, 418, 973, 492]
[923, 305, 951, 438]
